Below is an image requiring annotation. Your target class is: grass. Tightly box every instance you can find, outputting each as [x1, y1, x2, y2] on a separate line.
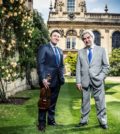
[0, 77, 120, 134]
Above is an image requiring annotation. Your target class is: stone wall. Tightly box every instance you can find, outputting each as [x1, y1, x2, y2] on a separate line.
[6, 69, 38, 97]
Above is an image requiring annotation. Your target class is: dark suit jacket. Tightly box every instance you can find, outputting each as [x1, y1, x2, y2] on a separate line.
[37, 43, 64, 87]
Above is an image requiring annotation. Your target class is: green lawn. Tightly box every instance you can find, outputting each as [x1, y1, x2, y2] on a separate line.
[0, 77, 120, 134]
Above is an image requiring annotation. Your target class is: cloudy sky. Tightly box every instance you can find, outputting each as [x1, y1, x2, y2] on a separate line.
[33, 0, 120, 22]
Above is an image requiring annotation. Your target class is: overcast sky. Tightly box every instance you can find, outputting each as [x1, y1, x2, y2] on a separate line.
[33, 0, 120, 22]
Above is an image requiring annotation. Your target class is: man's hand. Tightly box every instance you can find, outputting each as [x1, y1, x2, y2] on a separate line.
[43, 79, 50, 89]
[76, 84, 83, 91]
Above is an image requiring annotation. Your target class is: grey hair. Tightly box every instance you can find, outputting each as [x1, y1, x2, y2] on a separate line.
[81, 30, 95, 41]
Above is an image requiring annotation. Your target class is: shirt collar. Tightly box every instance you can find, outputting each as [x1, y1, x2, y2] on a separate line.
[87, 44, 95, 49]
[91, 44, 95, 49]
[50, 42, 57, 48]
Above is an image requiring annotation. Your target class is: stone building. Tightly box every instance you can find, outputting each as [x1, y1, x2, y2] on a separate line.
[47, 0, 120, 55]
[25, 0, 33, 10]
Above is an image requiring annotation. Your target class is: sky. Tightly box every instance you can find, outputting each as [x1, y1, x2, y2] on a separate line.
[33, 0, 120, 22]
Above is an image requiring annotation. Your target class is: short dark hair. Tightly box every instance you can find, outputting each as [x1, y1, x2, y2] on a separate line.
[50, 30, 61, 37]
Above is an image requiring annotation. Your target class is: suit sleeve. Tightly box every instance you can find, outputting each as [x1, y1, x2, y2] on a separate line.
[76, 51, 81, 84]
[37, 46, 46, 82]
[59, 50, 65, 85]
[99, 48, 110, 80]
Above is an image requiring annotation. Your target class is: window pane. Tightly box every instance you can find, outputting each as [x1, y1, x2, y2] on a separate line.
[93, 31, 101, 46]
[67, 0, 75, 12]
[72, 38, 76, 49]
[112, 31, 120, 48]
[66, 37, 76, 49]
[66, 38, 71, 49]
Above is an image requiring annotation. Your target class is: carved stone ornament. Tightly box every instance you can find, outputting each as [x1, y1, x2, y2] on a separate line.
[68, 12, 75, 20]
[66, 30, 77, 36]
[57, 1, 64, 12]
[79, 29, 84, 38]
[59, 29, 64, 37]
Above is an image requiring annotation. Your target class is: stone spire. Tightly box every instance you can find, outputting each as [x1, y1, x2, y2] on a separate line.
[54, 0, 58, 9]
[49, 0, 53, 12]
[104, 4, 108, 13]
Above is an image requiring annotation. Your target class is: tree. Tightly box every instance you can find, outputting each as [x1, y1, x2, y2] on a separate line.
[22, 10, 49, 88]
[64, 52, 77, 76]
[0, 0, 21, 101]
[109, 48, 120, 76]
[33, 10, 49, 46]
[0, 0, 50, 101]
[0, 0, 34, 101]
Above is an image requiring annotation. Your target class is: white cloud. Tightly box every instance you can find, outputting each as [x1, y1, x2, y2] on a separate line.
[33, 0, 55, 14]
[33, 0, 53, 22]
[90, 7, 104, 12]
[86, 0, 97, 3]
[33, 0, 49, 10]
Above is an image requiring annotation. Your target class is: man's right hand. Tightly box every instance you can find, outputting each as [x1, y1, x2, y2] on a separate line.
[76, 84, 83, 91]
[43, 79, 50, 89]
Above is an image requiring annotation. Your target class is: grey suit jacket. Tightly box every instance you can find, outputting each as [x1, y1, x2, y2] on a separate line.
[76, 45, 110, 88]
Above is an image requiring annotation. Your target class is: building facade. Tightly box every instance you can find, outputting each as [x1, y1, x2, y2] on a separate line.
[25, 0, 33, 10]
[47, 0, 120, 55]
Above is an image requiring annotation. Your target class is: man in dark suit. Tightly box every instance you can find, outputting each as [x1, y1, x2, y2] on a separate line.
[76, 30, 109, 129]
[37, 30, 64, 131]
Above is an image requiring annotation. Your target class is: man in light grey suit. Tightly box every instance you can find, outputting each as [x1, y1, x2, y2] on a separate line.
[76, 30, 109, 129]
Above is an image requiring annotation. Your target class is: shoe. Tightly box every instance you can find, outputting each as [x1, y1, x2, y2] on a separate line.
[48, 122, 57, 126]
[100, 124, 108, 129]
[75, 122, 88, 127]
[37, 124, 46, 132]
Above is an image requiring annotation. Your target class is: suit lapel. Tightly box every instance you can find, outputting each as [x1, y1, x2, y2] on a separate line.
[48, 43, 56, 63]
[90, 45, 97, 65]
[83, 48, 89, 64]
[48, 43, 54, 53]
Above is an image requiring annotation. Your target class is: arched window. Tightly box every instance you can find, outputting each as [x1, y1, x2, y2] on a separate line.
[66, 37, 76, 49]
[67, 0, 75, 12]
[112, 31, 120, 48]
[66, 38, 71, 49]
[93, 31, 101, 46]
[72, 38, 76, 49]
[66, 30, 77, 49]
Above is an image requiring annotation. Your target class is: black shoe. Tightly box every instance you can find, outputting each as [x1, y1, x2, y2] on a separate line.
[48, 122, 57, 126]
[100, 124, 108, 129]
[75, 122, 88, 127]
[37, 124, 46, 132]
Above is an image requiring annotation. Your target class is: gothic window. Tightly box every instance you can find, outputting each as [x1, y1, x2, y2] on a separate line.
[72, 38, 76, 49]
[67, 0, 75, 12]
[66, 30, 77, 49]
[93, 31, 101, 46]
[66, 37, 76, 49]
[66, 38, 71, 49]
[112, 31, 120, 48]
[66, 29, 77, 36]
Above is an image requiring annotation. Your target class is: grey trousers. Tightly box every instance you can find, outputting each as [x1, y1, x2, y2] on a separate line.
[80, 84, 107, 125]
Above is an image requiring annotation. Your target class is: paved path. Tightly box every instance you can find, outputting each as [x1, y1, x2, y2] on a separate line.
[106, 77, 120, 83]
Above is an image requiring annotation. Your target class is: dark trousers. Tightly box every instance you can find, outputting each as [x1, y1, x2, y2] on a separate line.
[38, 86, 60, 125]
